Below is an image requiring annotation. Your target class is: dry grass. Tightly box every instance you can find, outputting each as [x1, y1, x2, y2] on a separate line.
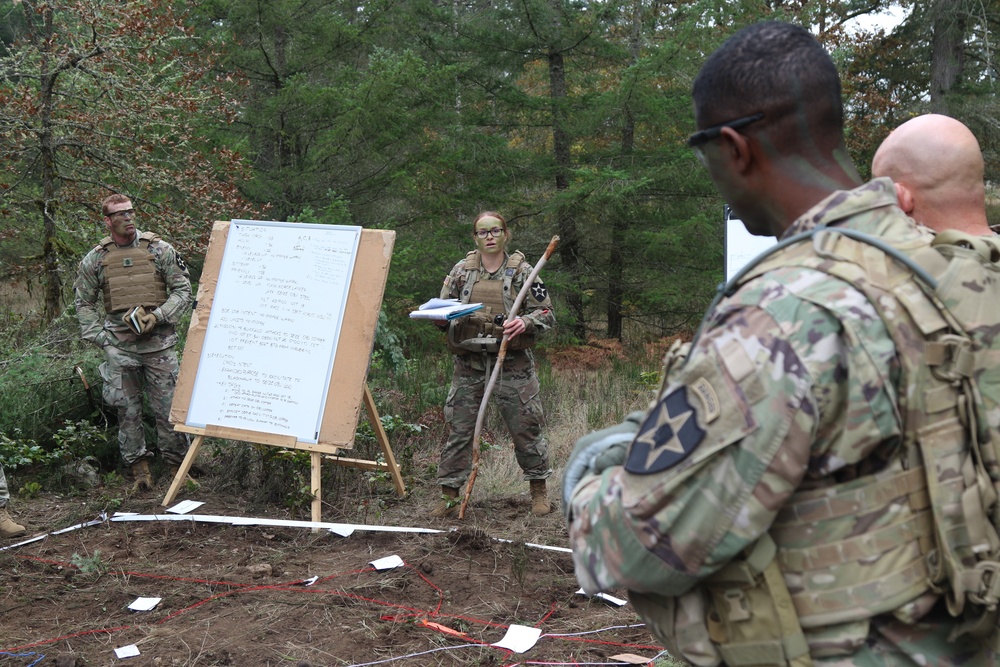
[0, 277, 46, 319]
[468, 343, 664, 511]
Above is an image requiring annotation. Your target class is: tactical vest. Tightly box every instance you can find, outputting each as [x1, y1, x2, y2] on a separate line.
[649, 224, 1000, 666]
[99, 232, 168, 313]
[446, 250, 536, 355]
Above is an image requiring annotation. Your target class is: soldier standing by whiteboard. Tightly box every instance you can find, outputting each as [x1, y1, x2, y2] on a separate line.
[432, 211, 556, 518]
[74, 194, 194, 492]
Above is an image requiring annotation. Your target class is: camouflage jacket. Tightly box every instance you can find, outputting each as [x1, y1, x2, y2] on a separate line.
[567, 179, 992, 663]
[74, 230, 192, 354]
[439, 250, 556, 337]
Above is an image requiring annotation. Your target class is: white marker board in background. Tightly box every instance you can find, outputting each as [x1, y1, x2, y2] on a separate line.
[725, 211, 777, 282]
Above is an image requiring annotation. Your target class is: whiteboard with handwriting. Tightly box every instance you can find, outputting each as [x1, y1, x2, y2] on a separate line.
[185, 220, 362, 442]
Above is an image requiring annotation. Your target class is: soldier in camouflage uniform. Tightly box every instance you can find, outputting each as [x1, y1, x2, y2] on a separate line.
[564, 22, 997, 666]
[872, 114, 994, 236]
[0, 463, 27, 538]
[74, 194, 194, 492]
[432, 211, 556, 518]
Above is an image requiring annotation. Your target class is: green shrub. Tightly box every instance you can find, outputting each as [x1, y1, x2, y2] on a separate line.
[51, 420, 115, 467]
[0, 429, 49, 470]
[0, 313, 106, 445]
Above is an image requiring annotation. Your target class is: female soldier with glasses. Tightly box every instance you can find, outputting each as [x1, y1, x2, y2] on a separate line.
[431, 211, 556, 519]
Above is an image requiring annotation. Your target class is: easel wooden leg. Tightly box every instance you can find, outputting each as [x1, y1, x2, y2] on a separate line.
[311, 451, 322, 530]
[363, 385, 406, 497]
[161, 435, 204, 507]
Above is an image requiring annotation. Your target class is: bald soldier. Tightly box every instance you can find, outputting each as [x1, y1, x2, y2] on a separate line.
[872, 114, 992, 235]
[564, 22, 1000, 666]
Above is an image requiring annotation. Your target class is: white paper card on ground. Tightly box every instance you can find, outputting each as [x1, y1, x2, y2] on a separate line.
[369, 555, 404, 571]
[576, 588, 627, 606]
[128, 597, 162, 611]
[165, 500, 204, 515]
[114, 645, 141, 659]
[491, 624, 542, 653]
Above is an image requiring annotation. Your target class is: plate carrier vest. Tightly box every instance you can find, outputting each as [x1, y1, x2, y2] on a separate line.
[99, 232, 169, 314]
[638, 223, 1000, 666]
[446, 250, 536, 355]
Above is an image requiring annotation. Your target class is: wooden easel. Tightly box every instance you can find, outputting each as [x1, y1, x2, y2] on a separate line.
[163, 385, 404, 521]
[165, 223, 404, 520]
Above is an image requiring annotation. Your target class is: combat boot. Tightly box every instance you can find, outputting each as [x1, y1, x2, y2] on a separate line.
[0, 507, 26, 538]
[429, 486, 460, 518]
[529, 479, 551, 516]
[130, 459, 153, 492]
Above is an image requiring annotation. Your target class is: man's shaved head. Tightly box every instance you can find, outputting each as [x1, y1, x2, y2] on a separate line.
[872, 114, 991, 235]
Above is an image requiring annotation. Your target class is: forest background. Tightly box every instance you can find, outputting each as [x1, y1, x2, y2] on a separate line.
[1, 0, 998, 506]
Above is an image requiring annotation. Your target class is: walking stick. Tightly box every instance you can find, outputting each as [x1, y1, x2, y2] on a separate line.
[459, 235, 560, 519]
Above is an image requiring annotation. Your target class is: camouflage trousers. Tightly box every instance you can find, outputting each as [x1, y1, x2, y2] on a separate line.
[638, 591, 994, 666]
[0, 464, 8, 507]
[100, 344, 189, 466]
[834, 613, 996, 667]
[438, 351, 552, 489]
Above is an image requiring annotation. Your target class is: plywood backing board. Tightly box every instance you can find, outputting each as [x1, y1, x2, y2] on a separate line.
[170, 222, 395, 452]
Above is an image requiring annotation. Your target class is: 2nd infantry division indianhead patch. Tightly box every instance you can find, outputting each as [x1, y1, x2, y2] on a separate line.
[625, 387, 706, 474]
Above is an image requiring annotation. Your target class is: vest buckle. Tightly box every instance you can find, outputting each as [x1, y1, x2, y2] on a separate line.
[927, 334, 974, 382]
[722, 589, 752, 622]
[969, 560, 1000, 607]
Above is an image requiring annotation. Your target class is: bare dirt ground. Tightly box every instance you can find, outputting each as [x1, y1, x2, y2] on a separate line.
[0, 340, 678, 666]
[0, 453, 663, 667]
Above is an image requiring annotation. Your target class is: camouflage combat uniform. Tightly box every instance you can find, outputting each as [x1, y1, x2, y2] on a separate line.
[0, 464, 9, 508]
[567, 179, 995, 666]
[437, 250, 556, 489]
[74, 230, 193, 466]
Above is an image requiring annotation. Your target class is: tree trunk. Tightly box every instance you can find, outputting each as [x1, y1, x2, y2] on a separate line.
[607, 0, 642, 341]
[548, 46, 585, 340]
[929, 0, 966, 112]
[38, 6, 62, 323]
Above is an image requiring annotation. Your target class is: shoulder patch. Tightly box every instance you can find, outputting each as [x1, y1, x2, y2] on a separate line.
[625, 386, 705, 474]
[176, 253, 187, 271]
[689, 377, 720, 424]
[530, 281, 548, 302]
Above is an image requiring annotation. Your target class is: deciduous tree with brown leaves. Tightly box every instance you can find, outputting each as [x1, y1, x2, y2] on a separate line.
[0, 0, 257, 322]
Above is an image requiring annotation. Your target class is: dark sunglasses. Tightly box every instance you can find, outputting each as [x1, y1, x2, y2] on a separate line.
[687, 112, 765, 148]
[687, 112, 765, 167]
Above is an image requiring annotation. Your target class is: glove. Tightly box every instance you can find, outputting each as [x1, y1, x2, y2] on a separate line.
[138, 310, 158, 335]
[562, 411, 646, 515]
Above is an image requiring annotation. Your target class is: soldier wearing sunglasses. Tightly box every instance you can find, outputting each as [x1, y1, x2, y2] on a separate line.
[566, 21, 998, 666]
[74, 194, 194, 493]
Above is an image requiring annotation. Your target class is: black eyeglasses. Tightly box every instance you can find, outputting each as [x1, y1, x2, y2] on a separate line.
[107, 208, 135, 220]
[475, 227, 504, 239]
[687, 112, 765, 166]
